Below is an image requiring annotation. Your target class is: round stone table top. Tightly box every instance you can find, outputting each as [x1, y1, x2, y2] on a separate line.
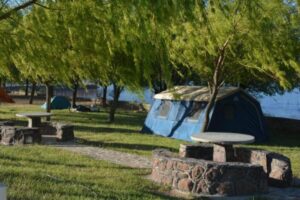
[191, 132, 255, 145]
[16, 112, 52, 118]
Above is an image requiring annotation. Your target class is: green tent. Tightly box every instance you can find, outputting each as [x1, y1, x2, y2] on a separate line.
[41, 96, 71, 110]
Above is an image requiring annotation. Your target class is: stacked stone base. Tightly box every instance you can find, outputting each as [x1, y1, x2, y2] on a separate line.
[152, 149, 268, 196]
[179, 144, 293, 187]
[0, 126, 41, 145]
[0, 121, 74, 145]
[40, 122, 74, 142]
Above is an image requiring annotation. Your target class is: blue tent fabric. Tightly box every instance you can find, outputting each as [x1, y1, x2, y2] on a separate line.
[142, 86, 268, 142]
[41, 96, 71, 110]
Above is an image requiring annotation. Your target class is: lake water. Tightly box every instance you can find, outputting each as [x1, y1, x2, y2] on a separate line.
[55, 86, 300, 120]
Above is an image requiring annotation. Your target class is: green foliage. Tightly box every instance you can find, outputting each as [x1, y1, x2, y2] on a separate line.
[168, 0, 300, 91]
[2, 0, 300, 96]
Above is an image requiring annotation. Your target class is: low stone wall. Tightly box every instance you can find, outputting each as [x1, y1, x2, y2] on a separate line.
[179, 144, 293, 187]
[151, 149, 268, 196]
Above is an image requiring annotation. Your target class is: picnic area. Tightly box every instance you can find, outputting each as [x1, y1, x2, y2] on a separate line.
[0, 97, 298, 199]
[1, 0, 300, 199]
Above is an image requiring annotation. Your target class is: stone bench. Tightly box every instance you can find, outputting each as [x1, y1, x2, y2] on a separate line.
[152, 149, 268, 196]
[179, 144, 293, 187]
[0, 121, 15, 126]
[39, 122, 57, 135]
[1, 126, 40, 145]
[55, 123, 74, 142]
[39, 122, 74, 142]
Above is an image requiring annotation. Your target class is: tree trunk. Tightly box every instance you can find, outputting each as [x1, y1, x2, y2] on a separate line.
[2, 79, 6, 89]
[201, 39, 229, 132]
[45, 84, 53, 121]
[72, 82, 79, 108]
[201, 85, 219, 132]
[108, 84, 122, 123]
[29, 82, 36, 104]
[25, 79, 29, 97]
[102, 86, 107, 107]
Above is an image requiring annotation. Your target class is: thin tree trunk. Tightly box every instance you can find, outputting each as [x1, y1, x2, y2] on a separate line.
[108, 84, 122, 123]
[25, 79, 29, 97]
[201, 39, 229, 132]
[102, 86, 107, 107]
[202, 86, 219, 132]
[72, 82, 79, 108]
[29, 82, 36, 104]
[2, 79, 6, 89]
[45, 84, 53, 121]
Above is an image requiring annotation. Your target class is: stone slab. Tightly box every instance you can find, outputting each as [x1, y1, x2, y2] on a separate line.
[191, 132, 255, 145]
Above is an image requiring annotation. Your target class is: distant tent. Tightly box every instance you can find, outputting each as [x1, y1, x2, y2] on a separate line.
[0, 88, 14, 103]
[41, 96, 70, 110]
[142, 86, 268, 142]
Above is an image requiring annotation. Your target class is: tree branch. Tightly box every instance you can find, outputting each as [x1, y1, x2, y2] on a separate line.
[0, 0, 37, 21]
[34, 2, 63, 11]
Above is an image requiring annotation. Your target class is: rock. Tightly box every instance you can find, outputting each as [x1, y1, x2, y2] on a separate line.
[158, 160, 167, 171]
[151, 169, 161, 182]
[166, 160, 174, 170]
[191, 165, 204, 180]
[196, 180, 208, 193]
[1, 126, 16, 145]
[177, 178, 193, 192]
[205, 167, 220, 181]
[161, 176, 173, 185]
[216, 182, 234, 195]
[177, 162, 190, 171]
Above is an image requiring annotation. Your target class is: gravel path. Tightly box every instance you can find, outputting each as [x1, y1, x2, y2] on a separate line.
[42, 136, 151, 169]
[57, 145, 152, 168]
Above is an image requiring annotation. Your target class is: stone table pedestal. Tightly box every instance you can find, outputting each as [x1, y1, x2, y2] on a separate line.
[191, 132, 255, 163]
[213, 144, 235, 162]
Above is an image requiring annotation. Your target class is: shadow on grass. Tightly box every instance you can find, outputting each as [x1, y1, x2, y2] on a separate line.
[75, 125, 140, 134]
[54, 111, 146, 127]
[244, 133, 300, 148]
[0, 153, 89, 168]
[77, 138, 178, 153]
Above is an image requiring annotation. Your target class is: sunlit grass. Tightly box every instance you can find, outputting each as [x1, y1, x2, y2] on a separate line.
[0, 103, 299, 199]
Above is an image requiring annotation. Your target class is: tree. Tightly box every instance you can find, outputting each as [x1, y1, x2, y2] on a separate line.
[11, 2, 68, 114]
[168, 0, 300, 131]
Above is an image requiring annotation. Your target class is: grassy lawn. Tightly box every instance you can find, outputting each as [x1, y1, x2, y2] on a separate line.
[0, 103, 299, 199]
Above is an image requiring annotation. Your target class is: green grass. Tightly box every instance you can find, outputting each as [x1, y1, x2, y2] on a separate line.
[0, 146, 173, 200]
[0, 103, 299, 199]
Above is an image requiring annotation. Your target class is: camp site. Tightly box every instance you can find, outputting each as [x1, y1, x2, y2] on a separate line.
[0, 1, 299, 199]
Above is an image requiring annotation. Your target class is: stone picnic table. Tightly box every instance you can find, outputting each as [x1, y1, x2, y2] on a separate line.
[16, 112, 52, 128]
[191, 132, 255, 162]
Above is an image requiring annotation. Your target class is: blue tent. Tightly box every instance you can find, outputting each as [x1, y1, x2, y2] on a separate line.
[142, 86, 267, 142]
[41, 96, 71, 110]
